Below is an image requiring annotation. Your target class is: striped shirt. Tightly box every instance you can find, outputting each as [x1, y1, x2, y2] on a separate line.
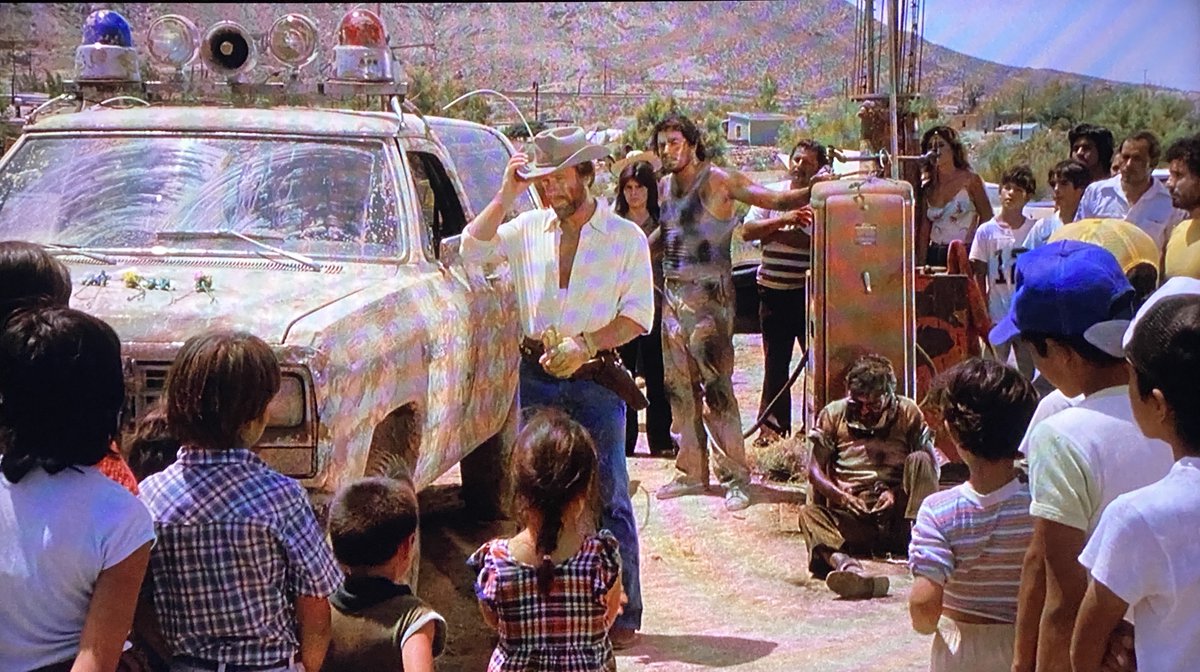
[140, 447, 343, 666]
[744, 181, 810, 290]
[909, 478, 1033, 623]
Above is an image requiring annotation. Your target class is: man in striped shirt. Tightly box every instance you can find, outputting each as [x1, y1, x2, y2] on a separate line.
[742, 139, 829, 446]
[909, 358, 1039, 672]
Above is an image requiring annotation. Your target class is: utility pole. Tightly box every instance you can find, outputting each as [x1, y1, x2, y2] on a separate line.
[1019, 89, 1026, 140]
[1080, 84, 1086, 120]
[532, 81, 539, 123]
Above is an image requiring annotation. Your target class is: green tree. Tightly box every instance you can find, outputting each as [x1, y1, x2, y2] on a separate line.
[622, 95, 729, 166]
[804, 98, 862, 150]
[405, 65, 491, 125]
[754, 74, 779, 113]
[971, 128, 1066, 200]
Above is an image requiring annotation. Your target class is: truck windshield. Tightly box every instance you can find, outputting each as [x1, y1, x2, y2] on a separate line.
[0, 135, 402, 257]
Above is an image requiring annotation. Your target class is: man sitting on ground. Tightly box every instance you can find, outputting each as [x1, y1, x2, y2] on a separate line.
[798, 354, 939, 599]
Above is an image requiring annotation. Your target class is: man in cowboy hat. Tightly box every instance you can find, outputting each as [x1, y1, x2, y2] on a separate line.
[460, 126, 654, 648]
[652, 113, 829, 512]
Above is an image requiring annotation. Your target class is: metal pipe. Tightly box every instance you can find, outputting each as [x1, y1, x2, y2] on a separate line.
[887, 0, 900, 179]
[442, 88, 534, 140]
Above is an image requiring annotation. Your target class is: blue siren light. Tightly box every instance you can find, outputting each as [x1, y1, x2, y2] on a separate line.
[75, 10, 141, 82]
[81, 10, 134, 47]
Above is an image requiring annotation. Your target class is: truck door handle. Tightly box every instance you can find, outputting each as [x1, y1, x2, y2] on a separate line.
[862, 271, 872, 294]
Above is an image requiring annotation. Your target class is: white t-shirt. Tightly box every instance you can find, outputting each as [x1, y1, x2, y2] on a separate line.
[0, 463, 155, 671]
[1023, 212, 1063, 250]
[969, 216, 1036, 321]
[1026, 386, 1174, 535]
[1017, 389, 1080, 456]
[1080, 457, 1200, 672]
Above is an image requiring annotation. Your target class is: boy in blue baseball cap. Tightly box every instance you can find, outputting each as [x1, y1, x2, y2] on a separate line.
[994, 240, 1174, 672]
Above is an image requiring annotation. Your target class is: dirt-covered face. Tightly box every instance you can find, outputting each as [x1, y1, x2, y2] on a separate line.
[656, 130, 695, 175]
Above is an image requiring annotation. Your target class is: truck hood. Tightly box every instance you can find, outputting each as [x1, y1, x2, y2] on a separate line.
[67, 260, 398, 345]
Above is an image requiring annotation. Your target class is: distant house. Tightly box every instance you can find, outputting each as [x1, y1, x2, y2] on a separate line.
[723, 112, 794, 146]
[994, 122, 1045, 139]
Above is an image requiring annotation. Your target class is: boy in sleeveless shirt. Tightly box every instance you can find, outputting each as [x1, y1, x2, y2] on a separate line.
[323, 477, 446, 672]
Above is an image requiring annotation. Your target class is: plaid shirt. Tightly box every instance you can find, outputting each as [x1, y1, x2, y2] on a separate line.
[468, 530, 621, 672]
[139, 448, 342, 665]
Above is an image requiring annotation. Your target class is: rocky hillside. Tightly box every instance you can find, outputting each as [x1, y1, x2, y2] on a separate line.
[0, 2, 1158, 116]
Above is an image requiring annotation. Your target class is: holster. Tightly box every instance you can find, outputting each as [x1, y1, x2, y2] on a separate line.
[520, 338, 650, 410]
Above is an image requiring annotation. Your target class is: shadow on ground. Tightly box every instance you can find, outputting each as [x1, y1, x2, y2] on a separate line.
[621, 633, 778, 667]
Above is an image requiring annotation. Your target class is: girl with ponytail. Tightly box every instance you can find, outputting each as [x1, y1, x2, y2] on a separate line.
[468, 409, 624, 671]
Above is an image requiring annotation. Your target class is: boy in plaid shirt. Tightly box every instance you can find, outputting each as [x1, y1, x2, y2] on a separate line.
[140, 331, 342, 672]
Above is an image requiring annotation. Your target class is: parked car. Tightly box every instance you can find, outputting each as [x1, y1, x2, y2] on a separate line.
[0, 10, 533, 518]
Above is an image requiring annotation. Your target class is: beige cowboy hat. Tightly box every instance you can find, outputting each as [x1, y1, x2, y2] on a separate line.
[610, 150, 662, 177]
[517, 126, 611, 180]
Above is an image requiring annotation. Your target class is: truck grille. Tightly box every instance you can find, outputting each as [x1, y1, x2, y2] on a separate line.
[124, 361, 170, 424]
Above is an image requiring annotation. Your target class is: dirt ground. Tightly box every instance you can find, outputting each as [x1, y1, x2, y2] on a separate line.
[417, 334, 931, 671]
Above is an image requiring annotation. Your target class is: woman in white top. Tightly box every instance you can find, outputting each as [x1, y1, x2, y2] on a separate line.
[0, 306, 155, 672]
[919, 126, 993, 266]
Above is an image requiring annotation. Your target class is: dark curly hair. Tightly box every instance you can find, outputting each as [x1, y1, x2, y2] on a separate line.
[929, 358, 1038, 461]
[652, 113, 707, 161]
[845, 354, 897, 397]
[1069, 123, 1115, 174]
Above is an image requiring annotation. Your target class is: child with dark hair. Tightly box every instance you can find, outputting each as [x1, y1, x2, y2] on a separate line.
[989, 241, 1174, 672]
[0, 239, 140, 494]
[322, 476, 446, 672]
[0, 240, 72, 319]
[124, 400, 178, 482]
[1072, 284, 1200, 672]
[139, 330, 342, 672]
[909, 358, 1038, 672]
[1024, 160, 1093, 249]
[0, 306, 155, 672]
[970, 165, 1038, 379]
[468, 410, 624, 672]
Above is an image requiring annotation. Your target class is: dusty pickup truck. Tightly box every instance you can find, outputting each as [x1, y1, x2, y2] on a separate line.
[0, 102, 532, 511]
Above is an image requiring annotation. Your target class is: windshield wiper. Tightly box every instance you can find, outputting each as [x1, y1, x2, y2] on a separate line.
[41, 242, 116, 265]
[155, 230, 324, 272]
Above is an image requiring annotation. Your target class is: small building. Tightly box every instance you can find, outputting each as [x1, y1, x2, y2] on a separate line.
[993, 122, 1045, 139]
[723, 112, 794, 146]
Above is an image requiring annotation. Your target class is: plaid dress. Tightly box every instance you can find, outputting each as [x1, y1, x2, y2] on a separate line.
[468, 530, 621, 672]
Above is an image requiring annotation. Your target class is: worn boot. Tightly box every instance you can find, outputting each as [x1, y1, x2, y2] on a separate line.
[825, 552, 889, 599]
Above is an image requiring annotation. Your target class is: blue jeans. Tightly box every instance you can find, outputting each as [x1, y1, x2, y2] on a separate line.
[519, 359, 643, 630]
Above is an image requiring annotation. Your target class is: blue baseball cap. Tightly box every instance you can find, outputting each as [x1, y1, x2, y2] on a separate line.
[989, 240, 1135, 357]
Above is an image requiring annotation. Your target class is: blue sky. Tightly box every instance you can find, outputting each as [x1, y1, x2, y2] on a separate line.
[856, 0, 1200, 92]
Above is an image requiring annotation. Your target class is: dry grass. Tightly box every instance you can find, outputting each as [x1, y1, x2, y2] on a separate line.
[746, 431, 811, 485]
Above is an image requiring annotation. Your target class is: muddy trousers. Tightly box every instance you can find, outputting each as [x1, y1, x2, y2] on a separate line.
[661, 275, 750, 487]
[518, 359, 643, 630]
[797, 451, 939, 577]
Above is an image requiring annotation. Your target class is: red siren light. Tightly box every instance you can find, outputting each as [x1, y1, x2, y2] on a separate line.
[338, 9, 388, 49]
[331, 8, 393, 82]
